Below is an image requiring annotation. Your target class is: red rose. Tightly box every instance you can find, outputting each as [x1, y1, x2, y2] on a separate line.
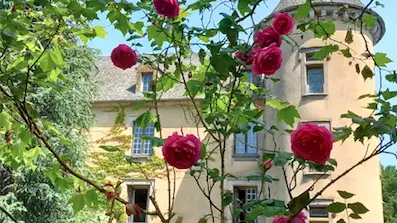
[111, 44, 137, 70]
[235, 51, 253, 65]
[273, 212, 307, 223]
[273, 12, 294, 35]
[162, 132, 201, 169]
[291, 123, 334, 165]
[153, 0, 180, 19]
[251, 44, 282, 76]
[254, 26, 282, 48]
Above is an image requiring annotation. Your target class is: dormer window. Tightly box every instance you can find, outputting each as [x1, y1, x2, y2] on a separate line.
[142, 72, 153, 92]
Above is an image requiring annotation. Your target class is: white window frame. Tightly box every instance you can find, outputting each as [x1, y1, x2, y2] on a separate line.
[141, 72, 153, 92]
[307, 199, 333, 223]
[124, 179, 155, 223]
[300, 48, 328, 97]
[234, 122, 258, 156]
[299, 121, 333, 176]
[225, 179, 263, 223]
[126, 116, 155, 158]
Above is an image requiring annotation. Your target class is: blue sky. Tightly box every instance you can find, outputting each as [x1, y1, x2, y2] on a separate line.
[88, 0, 397, 166]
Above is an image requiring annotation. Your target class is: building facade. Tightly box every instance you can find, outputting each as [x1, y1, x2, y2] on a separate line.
[88, 0, 385, 222]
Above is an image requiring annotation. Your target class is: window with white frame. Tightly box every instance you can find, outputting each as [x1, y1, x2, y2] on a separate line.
[233, 186, 258, 223]
[308, 199, 333, 223]
[133, 123, 154, 156]
[142, 72, 153, 92]
[302, 48, 326, 95]
[234, 123, 257, 156]
[128, 186, 149, 223]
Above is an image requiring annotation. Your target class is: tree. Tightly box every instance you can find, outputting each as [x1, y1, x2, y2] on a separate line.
[0, 0, 395, 223]
[383, 166, 397, 223]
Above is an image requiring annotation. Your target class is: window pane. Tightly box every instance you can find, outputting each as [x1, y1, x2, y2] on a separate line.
[133, 124, 144, 155]
[307, 67, 324, 93]
[310, 206, 329, 218]
[235, 133, 246, 154]
[131, 188, 148, 223]
[247, 71, 253, 84]
[143, 124, 154, 155]
[142, 73, 153, 92]
[247, 123, 257, 154]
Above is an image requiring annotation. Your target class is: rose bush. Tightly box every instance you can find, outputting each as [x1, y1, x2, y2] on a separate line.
[273, 212, 307, 223]
[162, 132, 201, 169]
[291, 123, 334, 164]
[110, 44, 138, 70]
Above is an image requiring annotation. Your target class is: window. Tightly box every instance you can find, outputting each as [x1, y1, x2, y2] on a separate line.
[142, 72, 153, 92]
[302, 48, 327, 95]
[308, 199, 332, 223]
[133, 123, 154, 156]
[233, 187, 258, 223]
[234, 123, 257, 156]
[247, 71, 253, 84]
[128, 186, 149, 223]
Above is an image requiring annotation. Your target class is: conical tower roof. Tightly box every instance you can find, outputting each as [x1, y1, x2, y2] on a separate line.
[274, 0, 364, 12]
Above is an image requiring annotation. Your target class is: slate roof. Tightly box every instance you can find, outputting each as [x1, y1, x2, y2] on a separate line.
[274, 0, 364, 12]
[93, 55, 200, 102]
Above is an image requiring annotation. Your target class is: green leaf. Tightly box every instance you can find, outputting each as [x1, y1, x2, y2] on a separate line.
[247, 174, 261, 181]
[337, 190, 355, 199]
[99, 145, 121, 152]
[200, 143, 206, 159]
[135, 111, 154, 127]
[199, 49, 206, 64]
[349, 213, 362, 219]
[175, 216, 184, 223]
[175, 8, 190, 22]
[277, 106, 300, 127]
[238, 0, 251, 16]
[382, 89, 397, 100]
[361, 65, 374, 80]
[69, 193, 85, 213]
[347, 202, 369, 214]
[133, 101, 146, 111]
[288, 190, 310, 214]
[25, 147, 42, 160]
[198, 218, 207, 223]
[345, 29, 353, 44]
[341, 49, 352, 58]
[219, 17, 233, 34]
[140, 136, 165, 147]
[374, 53, 392, 67]
[375, 1, 384, 7]
[386, 74, 397, 83]
[266, 100, 288, 110]
[222, 191, 233, 207]
[327, 202, 346, 213]
[312, 45, 339, 60]
[362, 14, 377, 28]
[186, 79, 203, 96]
[355, 63, 360, 74]
[247, 205, 264, 222]
[93, 26, 107, 38]
[313, 21, 336, 39]
[84, 189, 99, 208]
[337, 219, 347, 223]
[294, 0, 311, 19]
[60, 137, 73, 146]
[273, 152, 293, 166]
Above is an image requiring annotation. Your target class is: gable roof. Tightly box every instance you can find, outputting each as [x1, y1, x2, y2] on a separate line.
[92, 55, 199, 102]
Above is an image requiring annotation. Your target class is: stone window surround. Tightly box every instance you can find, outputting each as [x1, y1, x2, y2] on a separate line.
[225, 179, 264, 223]
[123, 179, 156, 223]
[126, 116, 156, 160]
[306, 198, 334, 223]
[136, 65, 158, 93]
[299, 47, 329, 97]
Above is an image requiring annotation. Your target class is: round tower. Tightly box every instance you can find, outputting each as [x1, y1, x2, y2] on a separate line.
[264, 1, 385, 222]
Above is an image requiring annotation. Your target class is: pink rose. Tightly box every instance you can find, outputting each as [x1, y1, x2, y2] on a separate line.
[273, 12, 294, 35]
[235, 51, 253, 65]
[162, 132, 201, 169]
[265, 158, 272, 169]
[111, 44, 137, 70]
[254, 26, 282, 48]
[251, 44, 282, 76]
[153, 0, 180, 19]
[291, 123, 334, 165]
[273, 212, 307, 223]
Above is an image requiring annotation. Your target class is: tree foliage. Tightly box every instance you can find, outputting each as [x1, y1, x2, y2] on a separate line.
[382, 166, 397, 223]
